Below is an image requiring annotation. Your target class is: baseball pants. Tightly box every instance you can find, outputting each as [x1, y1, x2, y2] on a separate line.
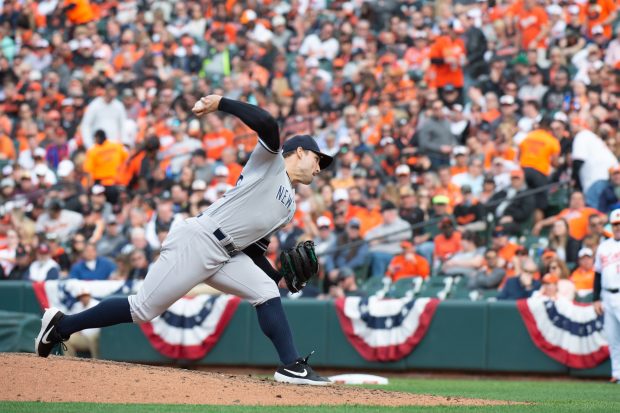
[128, 217, 279, 323]
[603, 291, 620, 380]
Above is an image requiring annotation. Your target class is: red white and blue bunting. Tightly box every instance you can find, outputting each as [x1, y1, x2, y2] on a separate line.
[517, 297, 609, 368]
[140, 294, 240, 360]
[335, 296, 439, 362]
[32, 280, 240, 360]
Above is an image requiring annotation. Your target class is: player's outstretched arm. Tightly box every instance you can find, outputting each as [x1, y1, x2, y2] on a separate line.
[192, 95, 280, 152]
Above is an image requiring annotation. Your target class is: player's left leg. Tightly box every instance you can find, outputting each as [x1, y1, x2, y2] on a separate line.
[603, 295, 620, 381]
[35, 218, 227, 357]
[206, 254, 331, 385]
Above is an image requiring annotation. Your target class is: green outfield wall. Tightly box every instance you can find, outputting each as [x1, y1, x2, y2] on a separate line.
[0, 281, 609, 377]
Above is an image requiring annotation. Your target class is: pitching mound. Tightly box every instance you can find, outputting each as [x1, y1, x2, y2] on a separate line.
[1, 353, 513, 406]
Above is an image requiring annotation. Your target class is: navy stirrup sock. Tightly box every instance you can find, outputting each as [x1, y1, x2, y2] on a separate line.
[256, 297, 299, 365]
[57, 296, 133, 338]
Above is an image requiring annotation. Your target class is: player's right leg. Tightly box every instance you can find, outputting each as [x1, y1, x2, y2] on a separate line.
[206, 254, 331, 385]
[35, 218, 225, 357]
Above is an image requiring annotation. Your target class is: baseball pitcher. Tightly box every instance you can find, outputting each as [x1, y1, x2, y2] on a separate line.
[35, 95, 333, 385]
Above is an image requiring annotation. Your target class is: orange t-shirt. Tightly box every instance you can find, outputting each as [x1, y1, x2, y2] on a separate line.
[203, 129, 234, 161]
[519, 129, 560, 176]
[356, 207, 383, 237]
[557, 207, 602, 241]
[387, 254, 430, 281]
[0, 135, 15, 160]
[484, 147, 517, 169]
[429, 35, 465, 88]
[570, 267, 595, 291]
[514, 5, 549, 49]
[434, 232, 462, 261]
[225, 162, 243, 186]
[582, 0, 616, 38]
[83, 140, 128, 185]
[498, 242, 520, 278]
[64, 0, 96, 25]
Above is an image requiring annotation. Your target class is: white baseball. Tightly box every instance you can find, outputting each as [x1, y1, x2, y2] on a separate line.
[192, 100, 207, 116]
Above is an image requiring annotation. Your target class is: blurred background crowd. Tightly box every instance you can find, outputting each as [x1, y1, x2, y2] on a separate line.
[1, 0, 620, 302]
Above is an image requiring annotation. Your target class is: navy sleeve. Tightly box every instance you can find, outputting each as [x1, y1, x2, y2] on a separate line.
[218, 97, 280, 152]
[593, 271, 601, 301]
[242, 241, 282, 284]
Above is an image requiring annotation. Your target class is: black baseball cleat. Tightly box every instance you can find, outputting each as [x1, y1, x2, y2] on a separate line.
[35, 308, 67, 357]
[274, 351, 332, 385]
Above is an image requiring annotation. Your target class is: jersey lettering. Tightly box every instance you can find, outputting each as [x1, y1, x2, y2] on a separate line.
[276, 185, 294, 209]
[236, 174, 244, 186]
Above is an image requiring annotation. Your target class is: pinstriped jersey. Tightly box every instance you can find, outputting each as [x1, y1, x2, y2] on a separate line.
[198, 139, 295, 250]
[594, 237, 620, 290]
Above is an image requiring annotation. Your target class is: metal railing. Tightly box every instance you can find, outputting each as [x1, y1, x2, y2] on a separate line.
[317, 179, 571, 257]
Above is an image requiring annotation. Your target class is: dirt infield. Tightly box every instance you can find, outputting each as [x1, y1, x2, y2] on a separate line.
[0, 353, 513, 406]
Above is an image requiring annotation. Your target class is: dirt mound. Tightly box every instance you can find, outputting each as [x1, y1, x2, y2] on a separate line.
[0, 353, 513, 406]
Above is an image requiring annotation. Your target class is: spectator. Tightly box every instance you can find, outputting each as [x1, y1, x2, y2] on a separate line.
[547, 218, 581, 266]
[365, 201, 412, 278]
[35, 199, 83, 244]
[83, 130, 128, 198]
[96, 215, 127, 258]
[28, 243, 60, 282]
[518, 118, 560, 218]
[313, 216, 336, 258]
[441, 231, 484, 277]
[534, 191, 604, 241]
[468, 248, 506, 291]
[571, 117, 618, 209]
[80, 82, 127, 148]
[433, 218, 463, 268]
[69, 242, 116, 280]
[570, 247, 596, 292]
[4, 244, 30, 281]
[324, 218, 368, 289]
[453, 184, 486, 232]
[497, 258, 542, 300]
[127, 249, 149, 281]
[417, 100, 457, 168]
[386, 241, 430, 282]
[598, 165, 620, 213]
[488, 169, 536, 235]
[64, 288, 100, 359]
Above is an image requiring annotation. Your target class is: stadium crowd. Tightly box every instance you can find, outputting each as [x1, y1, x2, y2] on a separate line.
[1, 0, 620, 302]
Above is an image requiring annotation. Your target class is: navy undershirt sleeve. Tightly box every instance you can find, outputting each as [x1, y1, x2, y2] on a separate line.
[218, 97, 280, 152]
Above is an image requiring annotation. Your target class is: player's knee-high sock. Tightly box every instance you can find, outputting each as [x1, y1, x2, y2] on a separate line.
[56, 297, 133, 338]
[256, 297, 299, 365]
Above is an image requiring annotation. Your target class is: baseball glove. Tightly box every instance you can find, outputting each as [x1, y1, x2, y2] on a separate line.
[280, 240, 319, 293]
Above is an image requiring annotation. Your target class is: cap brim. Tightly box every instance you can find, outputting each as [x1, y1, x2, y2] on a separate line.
[312, 151, 333, 170]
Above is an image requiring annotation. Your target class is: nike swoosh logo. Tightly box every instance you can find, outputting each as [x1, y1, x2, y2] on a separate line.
[283, 368, 308, 377]
[41, 328, 54, 345]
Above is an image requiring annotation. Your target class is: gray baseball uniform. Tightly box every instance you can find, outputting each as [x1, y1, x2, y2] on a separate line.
[128, 140, 291, 323]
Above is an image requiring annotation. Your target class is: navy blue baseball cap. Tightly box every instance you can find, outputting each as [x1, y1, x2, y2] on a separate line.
[282, 135, 333, 170]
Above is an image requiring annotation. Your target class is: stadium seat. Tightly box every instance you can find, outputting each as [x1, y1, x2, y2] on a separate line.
[386, 277, 423, 299]
[361, 277, 389, 297]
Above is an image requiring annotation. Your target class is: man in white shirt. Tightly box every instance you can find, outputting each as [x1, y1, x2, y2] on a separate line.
[80, 82, 127, 148]
[299, 22, 339, 60]
[572, 118, 618, 210]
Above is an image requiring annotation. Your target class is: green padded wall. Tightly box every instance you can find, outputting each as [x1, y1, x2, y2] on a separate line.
[0, 282, 611, 376]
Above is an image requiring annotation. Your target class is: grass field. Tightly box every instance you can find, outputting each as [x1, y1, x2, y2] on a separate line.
[3, 376, 619, 412]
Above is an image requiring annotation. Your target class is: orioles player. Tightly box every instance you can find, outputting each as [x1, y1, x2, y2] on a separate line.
[35, 95, 333, 385]
[594, 208, 620, 383]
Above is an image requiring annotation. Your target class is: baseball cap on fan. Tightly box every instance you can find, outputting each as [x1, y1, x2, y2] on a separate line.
[282, 135, 333, 170]
[610, 209, 620, 224]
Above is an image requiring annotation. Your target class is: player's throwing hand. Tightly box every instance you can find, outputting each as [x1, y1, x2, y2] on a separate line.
[192, 94, 222, 117]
